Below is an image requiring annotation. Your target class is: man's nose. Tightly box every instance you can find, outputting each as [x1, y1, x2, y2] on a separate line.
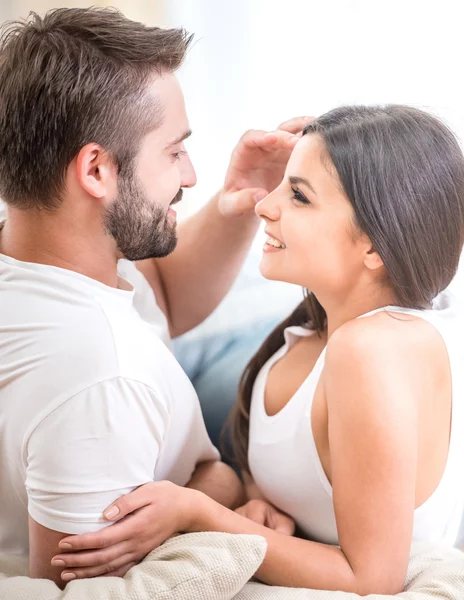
[181, 153, 197, 188]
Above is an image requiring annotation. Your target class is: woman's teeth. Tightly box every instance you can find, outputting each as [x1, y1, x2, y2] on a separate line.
[266, 235, 286, 249]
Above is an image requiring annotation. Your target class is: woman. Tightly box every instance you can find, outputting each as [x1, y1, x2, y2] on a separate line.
[51, 105, 464, 594]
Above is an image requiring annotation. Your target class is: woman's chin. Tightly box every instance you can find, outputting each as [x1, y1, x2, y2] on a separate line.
[259, 256, 306, 288]
[259, 258, 283, 281]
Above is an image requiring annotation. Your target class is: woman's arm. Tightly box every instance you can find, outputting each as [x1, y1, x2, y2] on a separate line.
[187, 319, 418, 594]
[53, 318, 421, 593]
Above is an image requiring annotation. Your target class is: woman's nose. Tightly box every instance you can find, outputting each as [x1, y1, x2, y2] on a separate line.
[255, 190, 280, 221]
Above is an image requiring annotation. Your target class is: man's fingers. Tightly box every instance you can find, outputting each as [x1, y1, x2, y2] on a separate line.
[243, 130, 299, 152]
[222, 187, 268, 217]
[277, 116, 314, 134]
[268, 131, 300, 148]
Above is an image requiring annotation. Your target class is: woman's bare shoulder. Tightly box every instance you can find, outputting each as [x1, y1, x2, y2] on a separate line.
[327, 309, 444, 368]
[324, 309, 449, 421]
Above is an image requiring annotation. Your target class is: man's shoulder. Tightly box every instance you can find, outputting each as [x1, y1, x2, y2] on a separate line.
[35, 377, 169, 433]
[0, 265, 158, 403]
[0, 258, 181, 420]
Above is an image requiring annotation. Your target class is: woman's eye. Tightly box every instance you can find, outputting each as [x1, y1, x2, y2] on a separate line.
[291, 186, 310, 205]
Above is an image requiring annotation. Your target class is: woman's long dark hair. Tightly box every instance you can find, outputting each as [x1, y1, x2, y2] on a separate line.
[228, 105, 464, 474]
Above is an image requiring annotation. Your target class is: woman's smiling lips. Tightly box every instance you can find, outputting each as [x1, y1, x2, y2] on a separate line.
[264, 230, 286, 252]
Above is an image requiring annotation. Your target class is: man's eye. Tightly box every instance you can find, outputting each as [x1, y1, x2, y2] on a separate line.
[172, 151, 187, 161]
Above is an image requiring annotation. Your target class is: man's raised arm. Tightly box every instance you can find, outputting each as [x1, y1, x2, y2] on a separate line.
[139, 118, 311, 338]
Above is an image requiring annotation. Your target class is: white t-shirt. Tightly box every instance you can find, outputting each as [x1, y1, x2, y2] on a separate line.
[0, 253, 218, 557]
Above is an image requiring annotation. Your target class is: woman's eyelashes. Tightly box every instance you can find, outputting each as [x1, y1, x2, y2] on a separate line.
[291, 186, 311, 205]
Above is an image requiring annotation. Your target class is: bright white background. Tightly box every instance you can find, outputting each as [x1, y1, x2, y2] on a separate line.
[163, 0, 464, 300]
[1, 0, 463, 306]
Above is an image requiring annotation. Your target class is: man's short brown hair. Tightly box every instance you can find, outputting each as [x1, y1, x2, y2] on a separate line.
[0, 8, 192, 209]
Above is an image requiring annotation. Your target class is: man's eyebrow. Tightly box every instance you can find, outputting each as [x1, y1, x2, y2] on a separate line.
[289, 175, 317, 195]
[164, 129, 192, 150]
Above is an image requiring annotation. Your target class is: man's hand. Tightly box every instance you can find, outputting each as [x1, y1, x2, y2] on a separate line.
[235, 499, 295, 535]
[218, 116, 313, 217]
[139, 116, 313, 337]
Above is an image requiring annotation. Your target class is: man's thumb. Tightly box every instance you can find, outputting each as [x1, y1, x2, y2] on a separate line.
[252, 188, 269, 203]
[232, 187, 268, 214]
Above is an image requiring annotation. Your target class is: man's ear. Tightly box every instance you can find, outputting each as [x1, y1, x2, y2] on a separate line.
[364, 244, 384, 271]
[75, 143, 117, 200]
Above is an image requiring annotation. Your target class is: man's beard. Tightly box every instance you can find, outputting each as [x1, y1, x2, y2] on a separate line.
[104, 167, 182, 261]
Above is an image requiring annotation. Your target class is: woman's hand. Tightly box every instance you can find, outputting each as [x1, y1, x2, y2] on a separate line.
[51, 481, 200, 581]
[235, 499, 295, 536]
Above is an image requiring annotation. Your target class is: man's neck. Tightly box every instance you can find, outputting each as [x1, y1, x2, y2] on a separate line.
[0, 208, 120, 288]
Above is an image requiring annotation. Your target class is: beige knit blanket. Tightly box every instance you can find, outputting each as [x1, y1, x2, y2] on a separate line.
[0, 532, 463, 600]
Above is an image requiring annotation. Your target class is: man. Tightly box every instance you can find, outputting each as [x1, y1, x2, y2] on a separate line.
[0, 7, 303, 585]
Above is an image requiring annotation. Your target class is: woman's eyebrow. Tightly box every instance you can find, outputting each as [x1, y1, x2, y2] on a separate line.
[289, 175, 317, 195]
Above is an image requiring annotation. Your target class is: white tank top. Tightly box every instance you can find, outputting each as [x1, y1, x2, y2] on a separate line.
[248, 290, 464, 546]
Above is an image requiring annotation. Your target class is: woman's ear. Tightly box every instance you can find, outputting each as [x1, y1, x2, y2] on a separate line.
[364, 244, 384, 271]
[75, 143, 117, 200]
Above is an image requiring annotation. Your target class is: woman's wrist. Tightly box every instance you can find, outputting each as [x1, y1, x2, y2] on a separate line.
[182, 488, 217, 533]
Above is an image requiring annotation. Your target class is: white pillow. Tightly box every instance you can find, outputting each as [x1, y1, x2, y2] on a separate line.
[0, 532, 266, 600]
[0, 534, 463, 600]
[234, 542, 464, 600]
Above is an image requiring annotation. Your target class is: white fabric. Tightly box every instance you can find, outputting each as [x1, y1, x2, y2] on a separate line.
[0, 533, 463, 600]
[0, 252, 218, 556]
[249, 290, 464, 546]
[0, 532, 267, 600]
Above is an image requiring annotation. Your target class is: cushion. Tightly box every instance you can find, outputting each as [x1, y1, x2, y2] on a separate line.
[0, 532, 266, 600]
[235, 542, 464, 599]
[1, 533, 464, 600]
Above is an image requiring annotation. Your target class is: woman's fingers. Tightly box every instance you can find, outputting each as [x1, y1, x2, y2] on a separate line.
[101, 562, 137, 579]
[58, 518, 134, 551]
[61, 556, 137, 580]
[269, 512, 296, 536]
[236, 500, 296, 535]
[246, 506, 267, 525]
[53, 540, 131, 569]
[240, 500, 268, 525]
[103, 484, 155, 522]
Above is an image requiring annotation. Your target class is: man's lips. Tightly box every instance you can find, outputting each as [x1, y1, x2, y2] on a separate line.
[170, 190, 183, 206]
